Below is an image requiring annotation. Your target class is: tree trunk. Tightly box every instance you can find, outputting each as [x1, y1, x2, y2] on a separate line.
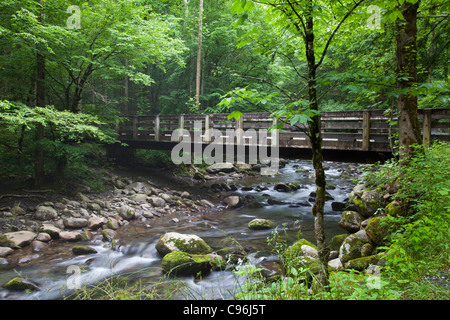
[305, 2, 329, 289]
[395, 1, 422, 164]
[34, 51, 45, 188]
[195, 0, 203, 109]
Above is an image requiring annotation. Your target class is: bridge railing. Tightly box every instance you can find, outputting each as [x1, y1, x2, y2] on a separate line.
[117, 108, 450, 153]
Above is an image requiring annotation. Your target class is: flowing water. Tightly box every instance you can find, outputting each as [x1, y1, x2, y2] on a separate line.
[0, 159, 360, 300]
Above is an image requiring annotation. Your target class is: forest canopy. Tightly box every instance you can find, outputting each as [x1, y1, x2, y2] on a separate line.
[0, 0, 449, 187]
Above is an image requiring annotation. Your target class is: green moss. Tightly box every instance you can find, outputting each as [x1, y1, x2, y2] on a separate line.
[0, 235, 17, 249]
[345, 254, 380, 271]
[161, 251, 225, 276]
[3, 277, 40, 292]
[248, 218, 276, 230]
[365, 217, 390, 244]
[72, 245, 98, 255]
[329, 234, 349, 251]
[385, 201, 405, 217]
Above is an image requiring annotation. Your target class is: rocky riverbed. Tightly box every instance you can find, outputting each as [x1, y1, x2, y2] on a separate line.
[0, 158, 363, 299]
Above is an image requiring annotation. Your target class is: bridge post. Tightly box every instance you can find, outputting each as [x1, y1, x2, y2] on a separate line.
[422, 109, 432, 148]
[154, 115, 160, 141]
[272, 117, 279, 147]
[132, 116, 138, 140]
[362, 111, 371, 151]
[178, 115, 184, 142]
[236, 116, 244, 145]
[204, 115, 211, 143]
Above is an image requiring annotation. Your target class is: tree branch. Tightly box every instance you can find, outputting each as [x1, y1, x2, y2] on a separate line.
[315, 0, 367, 70]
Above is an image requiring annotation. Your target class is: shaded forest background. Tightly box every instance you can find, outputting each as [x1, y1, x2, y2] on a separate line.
[0, 0, 449, 188]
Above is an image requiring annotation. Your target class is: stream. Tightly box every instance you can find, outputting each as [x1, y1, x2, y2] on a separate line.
[0, 159, 360, 300]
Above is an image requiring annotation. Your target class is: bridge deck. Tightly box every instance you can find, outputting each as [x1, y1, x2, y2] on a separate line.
[116, 108, 450, 153]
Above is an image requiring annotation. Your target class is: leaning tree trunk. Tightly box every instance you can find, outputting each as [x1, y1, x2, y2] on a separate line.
[34, 51, 45, 187]
[305, 3, 329, 289]
[395, 1, 422, 164]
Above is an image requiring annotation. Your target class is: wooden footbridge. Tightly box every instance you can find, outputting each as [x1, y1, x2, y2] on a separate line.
[113, 108, 450, 156]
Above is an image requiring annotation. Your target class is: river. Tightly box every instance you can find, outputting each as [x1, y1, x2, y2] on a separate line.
[0, 158, 360, 300]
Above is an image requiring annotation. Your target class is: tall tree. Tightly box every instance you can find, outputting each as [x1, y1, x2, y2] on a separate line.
[195, 0, 204, 109]
[394, 0, 422, 162]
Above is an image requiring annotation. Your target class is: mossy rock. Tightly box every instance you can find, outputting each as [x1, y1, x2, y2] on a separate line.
[3, 277, 40, 292]
[216, 247, 247, 265]
[0, 235, 18, 249]
[345, 254, 380, 271]
[72, 245, 98, 255]
[385, 200, 405, 217]
[339, 231, 369, 264]
[329, 234, 350, 251]
[338, 210, 363, 233]
[161, 251, 226, 276]
[248, 218, 276, 230]
[283, 239, 318, 267]
[365, 217, 390, 244]
[155, 232, 212, 257]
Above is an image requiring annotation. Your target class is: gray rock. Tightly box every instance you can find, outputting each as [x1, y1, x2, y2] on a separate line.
[118, 205, 135, 220]
[3, 231, 36, 248]
[38, 223, 61, 239]
[59, 231, 82, 242]
[88, 216, 105, 229]
[36, 232, 51, 242]
[34, 206, 58, 221]
[63, 217, 88, 229]
[223, 196, 242, 208]
[149, 196, 166, 208]
[206, 162, 234, 173]
[0, 247, 14, 257]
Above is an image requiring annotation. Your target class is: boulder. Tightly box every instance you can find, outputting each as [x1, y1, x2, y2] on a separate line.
[36, 232, 51, 242]
[338, 210, 363, 233]
[38, 223, 61, 239]
[3, 277, 40, 291]
[87, 203, 102, 212]
[283, 239, 319, 272]
[274, 183, 291, 192]
[338, 230, 370, 264]
[34, 206, 58, 221]
[3, 231, 36, 248]
[118, 205, 135, 220]
[328, 234, 349, 251]
[328, 258, 343, 270]
[235, 161, 252, 170]
[102, 229, 116, 242]
[155, 232, 212, 257]
[345, 254, 380, 271]
[129, 193, 148, 203]
[63, 217, 88, 229]
[106, 218, 119, 230]
[149, 196, 166, 208]
[72, 246, 98, 255]
[352, 189, 381, 218]
[59, 231, 82, 242]
[30, 240, 49, 252]
[365, 216, 389, 244]
[385, 200, 405, 217]
[206, 162, 234, 173]
[223, 196, 243, 208]
[0, 247, 14, 257]
[248, 218, 276, 230]
[88, 216, 105, 229]
[161, 251, 225, 276]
